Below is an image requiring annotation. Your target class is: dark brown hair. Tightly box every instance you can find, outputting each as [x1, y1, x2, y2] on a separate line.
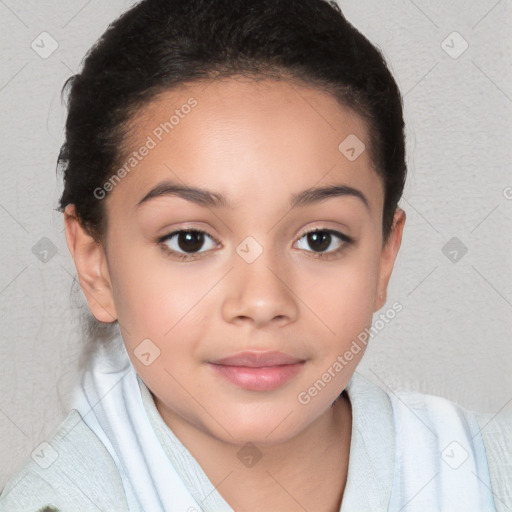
[58, 0, 406, 241]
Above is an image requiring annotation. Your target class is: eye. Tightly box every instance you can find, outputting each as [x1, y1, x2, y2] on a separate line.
[295, 229, 353, 259]
[158, 229, 218, 260]
[157, 227, 353, 261]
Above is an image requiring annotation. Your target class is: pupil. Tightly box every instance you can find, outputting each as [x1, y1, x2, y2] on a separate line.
[308, 231, 330, 252]
[178, 231, 204, 252]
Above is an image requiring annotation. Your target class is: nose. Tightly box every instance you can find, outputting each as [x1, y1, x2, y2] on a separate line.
[221, 247, 299, 328]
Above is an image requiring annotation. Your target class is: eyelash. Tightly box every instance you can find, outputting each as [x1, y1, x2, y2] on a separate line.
[157, 228, 354, 262]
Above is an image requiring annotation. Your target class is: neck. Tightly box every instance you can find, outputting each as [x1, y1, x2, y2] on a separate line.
[155, 392, 352, 512]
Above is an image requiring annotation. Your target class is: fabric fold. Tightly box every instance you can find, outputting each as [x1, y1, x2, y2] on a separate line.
[70, 333, 203, 512]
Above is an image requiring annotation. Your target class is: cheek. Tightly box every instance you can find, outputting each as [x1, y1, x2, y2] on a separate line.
[108, 252, 211, 389]
[107, 241, 212, 342]
[297, 250, 381, 340]
[293, 255, 380, 407]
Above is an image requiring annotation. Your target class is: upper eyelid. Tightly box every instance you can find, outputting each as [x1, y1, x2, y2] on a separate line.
[158, 228, 218, 242]
[300, 227, 351, 240]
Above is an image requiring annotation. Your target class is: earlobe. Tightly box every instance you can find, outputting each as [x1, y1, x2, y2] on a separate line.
[374, 208, 406, 311]
[63, 205, 117, 323]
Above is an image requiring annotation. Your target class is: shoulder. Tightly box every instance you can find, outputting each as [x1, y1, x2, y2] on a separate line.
[474, 408, 512, 512]
[0, 409, 128, 512]
[386, 385, 511, 511]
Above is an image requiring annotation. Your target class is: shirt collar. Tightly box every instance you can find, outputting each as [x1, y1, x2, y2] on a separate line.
[137, 370, 395, 512]
[340, 370, 395, 511]
[138, 374, 233, 511]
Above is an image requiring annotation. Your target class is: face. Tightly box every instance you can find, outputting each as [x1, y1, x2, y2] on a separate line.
[66, 77, 404, 446]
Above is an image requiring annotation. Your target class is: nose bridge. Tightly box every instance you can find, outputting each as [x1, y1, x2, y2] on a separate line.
[221, 235, 298, 326]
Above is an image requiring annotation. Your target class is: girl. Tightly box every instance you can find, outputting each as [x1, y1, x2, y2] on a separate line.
[1, 0, 510, 510]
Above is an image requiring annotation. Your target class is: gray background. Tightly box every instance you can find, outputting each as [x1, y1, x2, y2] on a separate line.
[1, 0, 511, 489]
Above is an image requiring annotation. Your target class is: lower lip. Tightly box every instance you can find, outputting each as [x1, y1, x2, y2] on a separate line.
[209, 362, 305, 391]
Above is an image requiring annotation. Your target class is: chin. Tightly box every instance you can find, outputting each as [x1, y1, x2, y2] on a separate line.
[202, 407, 316, 447]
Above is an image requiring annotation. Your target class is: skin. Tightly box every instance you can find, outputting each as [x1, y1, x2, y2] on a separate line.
[64, 76, 405, 512]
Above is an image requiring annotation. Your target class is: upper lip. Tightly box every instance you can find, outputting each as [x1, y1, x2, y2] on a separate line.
[210, 351, 305, 367]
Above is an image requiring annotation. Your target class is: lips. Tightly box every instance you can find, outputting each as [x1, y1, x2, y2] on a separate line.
[211, 351, 304, 368]
[208, 351, 306, 391]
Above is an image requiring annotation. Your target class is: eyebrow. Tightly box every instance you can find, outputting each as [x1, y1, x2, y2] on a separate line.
[137, 181, 369, 210]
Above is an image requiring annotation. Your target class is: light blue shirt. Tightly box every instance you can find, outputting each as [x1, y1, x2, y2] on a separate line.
[1, 372, 510, 511]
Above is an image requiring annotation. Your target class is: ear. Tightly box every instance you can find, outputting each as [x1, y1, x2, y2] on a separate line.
[63, 205, 117, 323]
[374, 208, 406, 311]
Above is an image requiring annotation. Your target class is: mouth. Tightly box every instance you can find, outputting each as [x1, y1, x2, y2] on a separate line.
[208, 351, 306, 391]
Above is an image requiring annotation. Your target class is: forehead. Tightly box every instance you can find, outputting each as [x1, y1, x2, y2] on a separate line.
[109, 77, 383, 211]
